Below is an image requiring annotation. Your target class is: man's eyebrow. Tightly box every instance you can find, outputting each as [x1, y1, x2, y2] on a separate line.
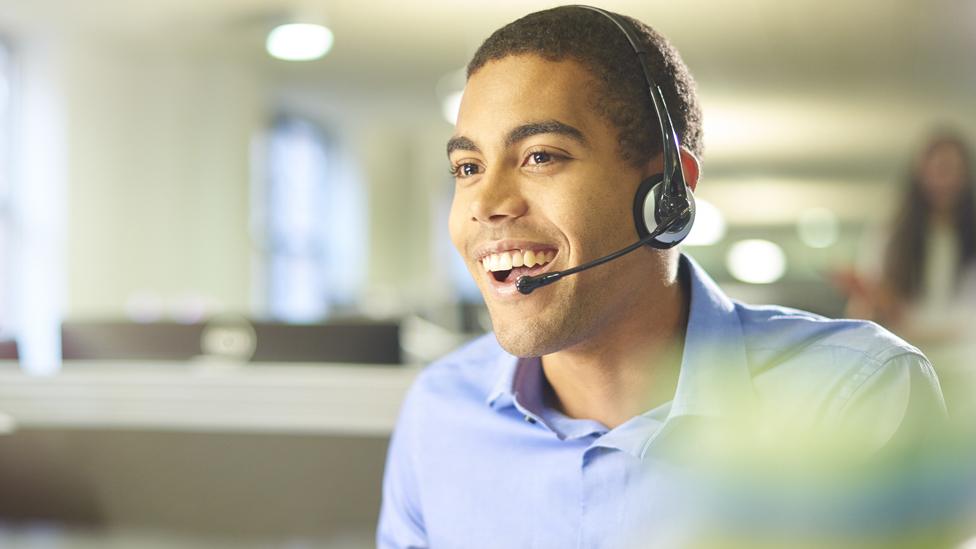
[446, 120, 588, 158]
[505, 120, 587, 148]
[446, 136, 480, 157]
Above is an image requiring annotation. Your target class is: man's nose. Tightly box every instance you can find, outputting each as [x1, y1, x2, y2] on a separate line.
[469, 172, 528, 225]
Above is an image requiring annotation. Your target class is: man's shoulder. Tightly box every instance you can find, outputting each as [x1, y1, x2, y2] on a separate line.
[732, 301, 939, 427]
[734, 301, 926, 374]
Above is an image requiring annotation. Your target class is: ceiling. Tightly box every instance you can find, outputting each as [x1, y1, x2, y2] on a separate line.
[2, 0, 974, 177]
[2, 0, 973, 87]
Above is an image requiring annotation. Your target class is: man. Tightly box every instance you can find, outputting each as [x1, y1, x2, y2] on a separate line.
[378, 6, 946, 548]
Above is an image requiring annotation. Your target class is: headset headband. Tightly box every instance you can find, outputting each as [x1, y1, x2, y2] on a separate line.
[571, 5, 687, 201]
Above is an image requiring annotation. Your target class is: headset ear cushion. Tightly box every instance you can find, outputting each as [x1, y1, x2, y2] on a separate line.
[633, 174, 664, 240]
[632, 174, 696, 249]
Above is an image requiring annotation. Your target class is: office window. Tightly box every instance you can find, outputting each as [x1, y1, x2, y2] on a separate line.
[0, 41, 11, 337]
[253, 115, 365, 322]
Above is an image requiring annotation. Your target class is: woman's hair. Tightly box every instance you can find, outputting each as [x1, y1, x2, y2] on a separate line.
[883, 130, 976, 299]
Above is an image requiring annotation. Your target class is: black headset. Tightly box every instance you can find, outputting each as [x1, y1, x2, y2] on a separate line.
[516, 6, 697, 294]
[576, 5, 696, 248]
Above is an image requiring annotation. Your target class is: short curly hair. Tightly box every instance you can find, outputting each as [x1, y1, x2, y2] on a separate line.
[467, 6, 703, 167]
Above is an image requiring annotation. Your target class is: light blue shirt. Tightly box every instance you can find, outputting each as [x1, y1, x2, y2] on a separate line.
[378, 254, 946, 548]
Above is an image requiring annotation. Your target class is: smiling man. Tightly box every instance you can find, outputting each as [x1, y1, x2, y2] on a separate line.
[378, 6, 946, 549]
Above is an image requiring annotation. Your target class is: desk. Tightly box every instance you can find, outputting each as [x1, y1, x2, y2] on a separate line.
[0, 361, 421, 539]
[0, 360, 420, 435]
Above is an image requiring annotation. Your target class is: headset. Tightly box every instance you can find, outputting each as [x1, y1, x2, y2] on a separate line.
[516, 5, 697, 295]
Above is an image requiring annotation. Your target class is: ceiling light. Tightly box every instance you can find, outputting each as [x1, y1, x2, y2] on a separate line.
[442, 90, 464, 126]
[797, 207, 839, 248]
[684, 198, 726, 246]
[726, 239, 787, 284]
[266, 23, 334, 61]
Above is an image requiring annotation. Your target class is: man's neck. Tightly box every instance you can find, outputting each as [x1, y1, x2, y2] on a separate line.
[540, 266, 689, 430]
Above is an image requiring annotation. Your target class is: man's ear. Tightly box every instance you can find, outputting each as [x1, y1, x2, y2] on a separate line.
[640, 148, 701, 192]
[679, 147, 701, 193]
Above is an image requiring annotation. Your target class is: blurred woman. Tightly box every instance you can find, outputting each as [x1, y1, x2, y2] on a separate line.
[846, 130, 976, 344]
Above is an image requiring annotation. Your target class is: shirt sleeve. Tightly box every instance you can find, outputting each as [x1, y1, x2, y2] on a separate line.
[377, 380, 429, 549]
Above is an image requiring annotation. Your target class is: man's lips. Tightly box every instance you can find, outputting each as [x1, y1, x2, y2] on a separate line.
[470, 240, 560, 296]
[473, 239, 558, 261]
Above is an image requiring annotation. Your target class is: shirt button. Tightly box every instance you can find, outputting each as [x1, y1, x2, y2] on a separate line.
[524, 415, 537, 424]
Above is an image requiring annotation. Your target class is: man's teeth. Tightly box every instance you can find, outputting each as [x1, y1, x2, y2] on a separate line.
[481, 250, 555, 272]
[512, 253, 524, 268]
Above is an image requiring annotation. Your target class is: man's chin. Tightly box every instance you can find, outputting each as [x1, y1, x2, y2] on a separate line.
[492, 316, 570, 358]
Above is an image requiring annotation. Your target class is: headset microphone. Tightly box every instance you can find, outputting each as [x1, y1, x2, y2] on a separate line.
[515, 205, 690, 295]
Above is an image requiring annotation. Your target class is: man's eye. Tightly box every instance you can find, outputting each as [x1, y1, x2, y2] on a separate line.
[451, 163, 482, 178]
[526, 151, 552, 165]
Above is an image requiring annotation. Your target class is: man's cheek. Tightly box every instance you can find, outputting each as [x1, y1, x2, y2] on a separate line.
[446, 212, 465, 255]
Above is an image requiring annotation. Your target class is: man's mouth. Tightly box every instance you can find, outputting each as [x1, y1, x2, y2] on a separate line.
[480, 249, 556, 284]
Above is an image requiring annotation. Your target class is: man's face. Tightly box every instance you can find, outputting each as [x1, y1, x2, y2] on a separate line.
[448, 54, 666, 357]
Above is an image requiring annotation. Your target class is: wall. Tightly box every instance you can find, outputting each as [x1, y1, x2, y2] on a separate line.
[64, 36, 262, 319]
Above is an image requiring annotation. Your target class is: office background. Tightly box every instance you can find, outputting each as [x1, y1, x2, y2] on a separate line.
[0, 0, 974, 547]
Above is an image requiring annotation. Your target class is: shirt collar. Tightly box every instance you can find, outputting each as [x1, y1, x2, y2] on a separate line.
[670, 253, 756, 420]
[486, 351, 518, 408]
[486, 253, 756, 432]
